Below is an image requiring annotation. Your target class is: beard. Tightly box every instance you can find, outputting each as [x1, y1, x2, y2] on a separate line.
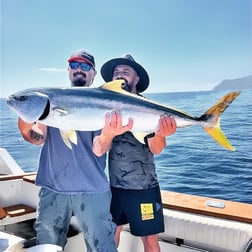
[118, 78, 133, 92]
[72, 72, 87, 87]
[72, 78, 87, 87]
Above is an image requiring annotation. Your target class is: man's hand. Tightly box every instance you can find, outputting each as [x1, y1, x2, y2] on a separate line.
[102, 111, 134, 138]
[93, 111, 133, 157]
[148, 115, 177, 155]
[155, 115, 176, 137]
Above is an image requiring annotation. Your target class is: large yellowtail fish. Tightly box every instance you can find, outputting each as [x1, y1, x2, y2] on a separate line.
[7, 80, 240, 151]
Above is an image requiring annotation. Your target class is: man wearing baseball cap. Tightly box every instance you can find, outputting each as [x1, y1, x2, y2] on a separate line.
[68, 49, 96, 87]
[18, 49, 117, 251]
[93, 54, 177, 252]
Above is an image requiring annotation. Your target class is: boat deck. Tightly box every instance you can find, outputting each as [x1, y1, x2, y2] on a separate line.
[1, 172, 252, 251]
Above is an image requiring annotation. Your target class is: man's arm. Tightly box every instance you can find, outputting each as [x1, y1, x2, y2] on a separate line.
[148, 115, 177, 155]
[18, 118, 47, 145]
[93, 111, 133, 157]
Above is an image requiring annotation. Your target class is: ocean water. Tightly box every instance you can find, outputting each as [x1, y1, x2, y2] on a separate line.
[0, 89, 251, 204]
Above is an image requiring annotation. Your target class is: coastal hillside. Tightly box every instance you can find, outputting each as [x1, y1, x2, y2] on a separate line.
[213, 75, 252, 91]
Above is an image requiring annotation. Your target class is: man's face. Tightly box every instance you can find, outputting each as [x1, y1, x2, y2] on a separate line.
[112, 65, 139, 93]
[68, 61, 96, 87]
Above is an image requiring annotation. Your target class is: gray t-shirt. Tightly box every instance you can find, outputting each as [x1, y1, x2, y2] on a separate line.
[36, 127, 108, 193]
[109, 132, 159, 189]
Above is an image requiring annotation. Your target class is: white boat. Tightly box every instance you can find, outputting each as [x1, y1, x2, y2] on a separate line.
[0, 147, 251, 252]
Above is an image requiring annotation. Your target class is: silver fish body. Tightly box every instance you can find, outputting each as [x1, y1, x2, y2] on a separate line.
[7, 80, 240, 151]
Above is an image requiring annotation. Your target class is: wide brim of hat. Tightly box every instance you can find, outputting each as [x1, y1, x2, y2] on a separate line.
[101, 58, 149, 93]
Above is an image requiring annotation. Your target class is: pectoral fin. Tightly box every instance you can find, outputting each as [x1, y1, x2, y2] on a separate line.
[53, 107, 68, 116]
[60, 130, 77, 149]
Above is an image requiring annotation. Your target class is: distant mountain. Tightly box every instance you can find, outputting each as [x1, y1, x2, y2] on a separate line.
[213, 75, 252, 91]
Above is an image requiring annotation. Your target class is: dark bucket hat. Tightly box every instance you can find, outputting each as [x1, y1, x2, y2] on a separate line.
[100, 54, 149, 93]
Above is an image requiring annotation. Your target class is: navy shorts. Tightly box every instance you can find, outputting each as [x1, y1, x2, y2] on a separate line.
[110, 186, 164, 236]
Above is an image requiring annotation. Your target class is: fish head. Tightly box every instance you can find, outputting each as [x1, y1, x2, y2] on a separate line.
[6, 90, 50, 123]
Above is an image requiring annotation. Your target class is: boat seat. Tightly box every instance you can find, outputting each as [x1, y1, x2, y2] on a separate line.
[3, 204, 36, 217]
[160, 208, 252, 252]
[0, 204, 36, 227]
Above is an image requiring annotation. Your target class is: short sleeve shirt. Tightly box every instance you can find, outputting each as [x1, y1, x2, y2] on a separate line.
[36, 127, 108, 193]
[108, 132, 158, 189]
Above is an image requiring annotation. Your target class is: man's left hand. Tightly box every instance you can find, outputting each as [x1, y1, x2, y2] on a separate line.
[155, 115, 176, 137]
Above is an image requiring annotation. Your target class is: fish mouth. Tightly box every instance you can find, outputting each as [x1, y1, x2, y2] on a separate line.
[6, 94, 27, 108]
[6, 94, 22, 105]
[6, 92, 50, 122]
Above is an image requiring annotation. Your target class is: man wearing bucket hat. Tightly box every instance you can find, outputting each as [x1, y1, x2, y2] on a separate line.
[93, 54, 177, 252]
[100, 54, 149, 93]
[18, 49, 117, 251]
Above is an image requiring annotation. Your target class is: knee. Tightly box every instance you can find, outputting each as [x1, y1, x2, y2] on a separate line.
[141, 235, 160, 252]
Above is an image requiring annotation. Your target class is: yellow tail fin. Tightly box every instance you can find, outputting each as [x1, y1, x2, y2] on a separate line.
[202, 91, 240, 151]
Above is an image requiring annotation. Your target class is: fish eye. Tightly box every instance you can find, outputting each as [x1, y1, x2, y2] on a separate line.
[18, 95, 27, 101]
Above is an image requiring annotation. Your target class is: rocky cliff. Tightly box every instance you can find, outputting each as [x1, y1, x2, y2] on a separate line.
[213, 75, 252, 91]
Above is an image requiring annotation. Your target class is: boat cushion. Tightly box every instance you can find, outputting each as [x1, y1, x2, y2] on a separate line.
[3, 204, 36, 217]
[160, 208, 252, 252]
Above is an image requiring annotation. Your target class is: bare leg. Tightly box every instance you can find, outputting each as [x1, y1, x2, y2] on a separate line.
[141, 234, 160, 252]
[114, 225, 123, 247]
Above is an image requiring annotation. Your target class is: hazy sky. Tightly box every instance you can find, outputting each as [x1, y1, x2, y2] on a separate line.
[1, 0, 251, 97]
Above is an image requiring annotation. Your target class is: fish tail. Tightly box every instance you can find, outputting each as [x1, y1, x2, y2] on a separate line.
[199, 91, 240, 151]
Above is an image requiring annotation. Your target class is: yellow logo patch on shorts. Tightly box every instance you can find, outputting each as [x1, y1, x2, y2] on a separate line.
[140, 203, 154, 220]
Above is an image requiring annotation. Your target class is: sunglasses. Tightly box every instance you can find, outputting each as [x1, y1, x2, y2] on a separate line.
[69, 62, 93, 71]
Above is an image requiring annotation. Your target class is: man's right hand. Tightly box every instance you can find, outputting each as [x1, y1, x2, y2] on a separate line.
[92, 111, 133, 157]
[102, 111, 133, 138]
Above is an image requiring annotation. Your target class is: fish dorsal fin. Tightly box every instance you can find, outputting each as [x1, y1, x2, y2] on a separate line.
[60, 130, 78, 149]
[100, 80, 134, 95]
[100, 80, 168, 107]
[100, 80, 193, 118]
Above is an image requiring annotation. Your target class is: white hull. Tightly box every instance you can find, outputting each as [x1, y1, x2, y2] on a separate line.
[0, 147, 252, 252]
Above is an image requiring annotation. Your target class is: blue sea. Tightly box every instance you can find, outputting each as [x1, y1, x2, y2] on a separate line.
[0, 90, 251, 204]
